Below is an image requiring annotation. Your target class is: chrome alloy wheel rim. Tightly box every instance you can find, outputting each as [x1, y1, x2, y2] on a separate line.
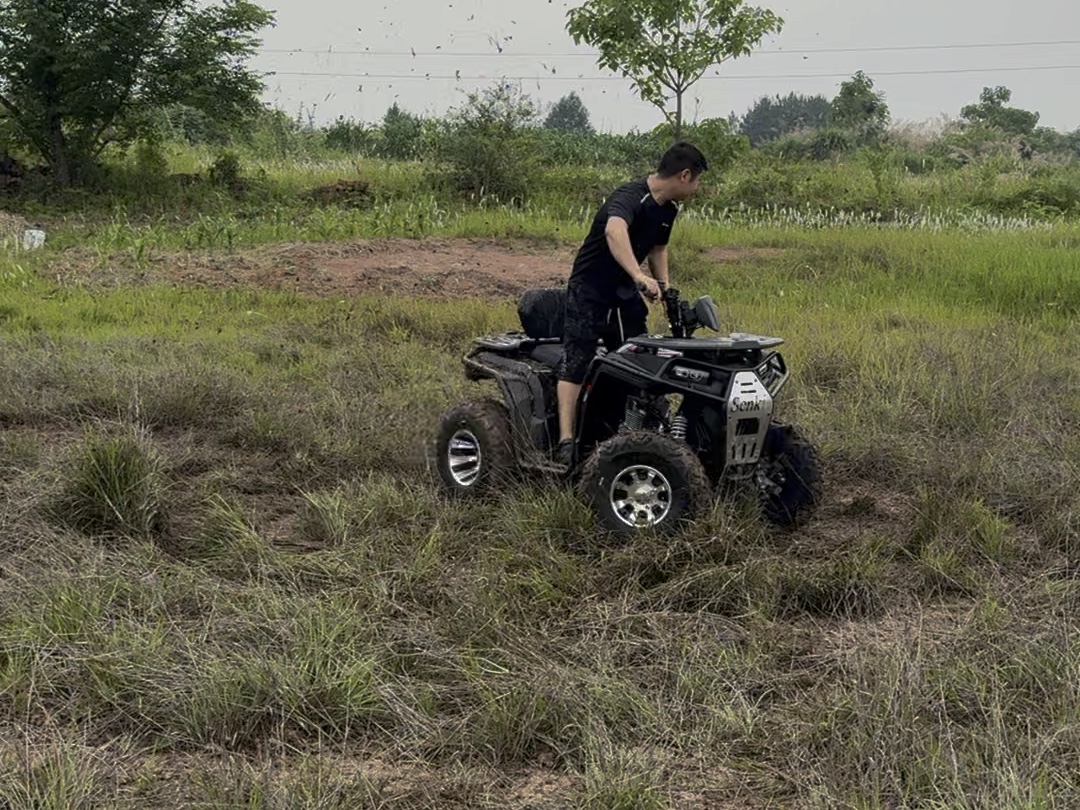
[609, 465, 673, 528]
[447, 429, 482, 486]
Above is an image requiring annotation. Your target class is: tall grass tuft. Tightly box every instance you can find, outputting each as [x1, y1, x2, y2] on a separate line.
[0, 734, 128, 810]
[51, 422, 166, 541]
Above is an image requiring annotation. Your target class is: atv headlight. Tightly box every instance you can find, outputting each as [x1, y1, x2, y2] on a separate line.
[673, 365, 709, 384]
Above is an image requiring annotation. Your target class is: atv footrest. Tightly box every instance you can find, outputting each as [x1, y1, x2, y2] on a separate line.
[517, 453, 570, 478]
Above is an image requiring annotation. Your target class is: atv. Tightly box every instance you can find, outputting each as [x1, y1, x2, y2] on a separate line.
[434, 285, 820, 534]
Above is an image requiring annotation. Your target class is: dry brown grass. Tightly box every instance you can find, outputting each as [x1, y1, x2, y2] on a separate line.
[0, 224, 1077, 808]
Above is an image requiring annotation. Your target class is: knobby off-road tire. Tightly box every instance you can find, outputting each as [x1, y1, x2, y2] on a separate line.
[758, 423, 821, 529]
[436, 400, 515, 497]
[578, 430, 712, 535]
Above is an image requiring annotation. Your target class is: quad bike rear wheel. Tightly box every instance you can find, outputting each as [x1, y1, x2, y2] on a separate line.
[578, 431, 712, 535]
[756, 423, 821, 528]
[436, 400, 515, 496]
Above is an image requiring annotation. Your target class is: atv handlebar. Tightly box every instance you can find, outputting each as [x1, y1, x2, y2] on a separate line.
[663, 286, 690, 339]
[661, 286, 722, 338]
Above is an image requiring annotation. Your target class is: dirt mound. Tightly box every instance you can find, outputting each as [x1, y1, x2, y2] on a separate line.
[300, 179, 372, 209]
[302, 238, 574, 298]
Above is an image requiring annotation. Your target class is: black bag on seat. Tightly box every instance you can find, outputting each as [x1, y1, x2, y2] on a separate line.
[517, 287, 566, 339]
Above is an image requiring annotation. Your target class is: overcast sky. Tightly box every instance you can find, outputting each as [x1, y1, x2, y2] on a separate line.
[250, 0, 1080, 133]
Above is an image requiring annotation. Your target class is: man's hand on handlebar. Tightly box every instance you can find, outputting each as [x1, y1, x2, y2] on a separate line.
[635, 274, 661, 302]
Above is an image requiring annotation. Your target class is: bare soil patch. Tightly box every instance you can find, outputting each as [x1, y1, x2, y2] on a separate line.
[54, 239, 792, 302]
[59, 237, 577, 301]
[705, 246, 789, 264]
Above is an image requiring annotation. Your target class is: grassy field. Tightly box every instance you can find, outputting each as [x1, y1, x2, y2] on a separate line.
[0, 187, 1079, 808]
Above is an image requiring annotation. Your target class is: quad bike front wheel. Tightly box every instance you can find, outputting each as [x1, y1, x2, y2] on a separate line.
[756, 423, 821, 528]
[435, 400, 515, 496]
[578, 431, 712, 535]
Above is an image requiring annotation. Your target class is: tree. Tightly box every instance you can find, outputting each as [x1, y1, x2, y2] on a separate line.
[566, 0, 782, 139]
[544, 92, 593, 133]
[828, 71, 889, 142]
[1065, 128, 1080, 158]
[0, 0, 274, 186]
[736, 92, 829, 146]
[379, 103, 424, 160]
[436, 80, 540, 203]
[960, 86, 1039, 137]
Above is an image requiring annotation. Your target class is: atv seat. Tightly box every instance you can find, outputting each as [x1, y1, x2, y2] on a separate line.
[528, 342, 564, 368]
[468, 288, 608, 370]
[517, 287, 566, 368]
[518, 287, 566, 340]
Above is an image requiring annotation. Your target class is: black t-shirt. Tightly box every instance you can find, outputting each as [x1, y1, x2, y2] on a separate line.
[568, 178, 679, 303]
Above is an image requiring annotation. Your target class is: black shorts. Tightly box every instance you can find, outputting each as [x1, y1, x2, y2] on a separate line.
[555, 285, 647, 384]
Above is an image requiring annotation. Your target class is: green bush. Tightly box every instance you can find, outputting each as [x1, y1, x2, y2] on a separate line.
[324, 116, 378, 154]
[243, 107, 324, 161]
[649, 117, 749, 172]
[760, 127, 857, 162]
[761, 132, 813, 161]
[808, 128, 857, 161]
[377, 104, 425, 161]
[523, 129, 659, 173]
[430, 81, 541, 204]
[727, 156, 799, 208]
[208, 150, 244, 190]
[1001, 177, 1080, 217]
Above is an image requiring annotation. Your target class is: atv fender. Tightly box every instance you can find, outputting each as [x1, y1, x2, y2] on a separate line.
[463, 351, 554, 451]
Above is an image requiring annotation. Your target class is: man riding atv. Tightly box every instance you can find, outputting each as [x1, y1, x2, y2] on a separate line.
[433, 138, 819, 534]
[555, 141, 709, 467]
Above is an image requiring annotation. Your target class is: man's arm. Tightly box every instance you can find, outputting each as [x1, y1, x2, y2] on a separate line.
[605, 217, 659, 299]
[647, 244, 670, 290]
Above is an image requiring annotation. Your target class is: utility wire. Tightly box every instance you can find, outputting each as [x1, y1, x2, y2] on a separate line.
[262, 64, 1080, 82]
[259, 38, 1080, 58]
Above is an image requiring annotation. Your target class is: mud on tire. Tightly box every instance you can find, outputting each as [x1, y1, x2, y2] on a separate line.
[578, 431, 712, 535]
[758, 423, 821, 528]
[435, 400, 515, 496]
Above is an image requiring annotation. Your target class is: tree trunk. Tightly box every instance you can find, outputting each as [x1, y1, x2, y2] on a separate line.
[36, 0, 72, 186]
[49, 113, 71, 187]
[673, 12, 683, 141]
[674, 90, 683, 140]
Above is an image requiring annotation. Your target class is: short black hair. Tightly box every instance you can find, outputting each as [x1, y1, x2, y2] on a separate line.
[656, 141, 708, 178]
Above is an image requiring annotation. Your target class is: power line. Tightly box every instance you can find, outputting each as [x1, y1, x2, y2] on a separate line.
[262, 64, 1080, 82]
[259, 38, 1080, 58]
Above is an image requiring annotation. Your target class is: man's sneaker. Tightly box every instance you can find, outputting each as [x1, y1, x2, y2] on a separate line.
[555, 438, 573, 467]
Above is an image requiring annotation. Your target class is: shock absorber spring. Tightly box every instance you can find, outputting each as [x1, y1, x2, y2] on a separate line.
[670, 415, 688, 441]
